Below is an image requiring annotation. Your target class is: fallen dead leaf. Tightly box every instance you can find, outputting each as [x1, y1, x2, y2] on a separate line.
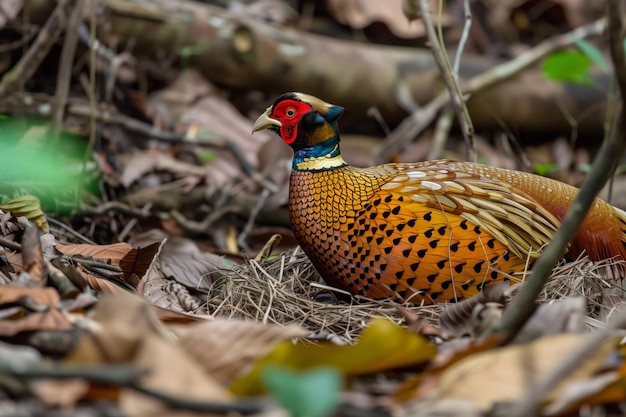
[138, 242, 203, 312]
[120, 332, 233, 417]
[65, 293, 165, 364]
[420, 333, 617, 412]
[174, 319, 307, 383]
[326, 0, 453, 39]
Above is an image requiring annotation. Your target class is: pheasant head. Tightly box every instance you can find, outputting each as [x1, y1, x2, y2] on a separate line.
[252, 92, 347, 171]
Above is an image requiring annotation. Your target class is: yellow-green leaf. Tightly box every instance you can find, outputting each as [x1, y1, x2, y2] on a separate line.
[230, 318, 437, 396]
[0, 195, 49, 232]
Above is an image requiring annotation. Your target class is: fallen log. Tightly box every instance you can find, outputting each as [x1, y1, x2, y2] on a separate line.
[22, 0, 610, 138]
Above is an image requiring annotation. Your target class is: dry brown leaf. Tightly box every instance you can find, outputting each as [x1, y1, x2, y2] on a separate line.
[326, 0, 453, 39]
[149, 70, 270, 170]
[79, 270, 130, 296]
[0, 285, 59, 305]
[55, 242, 161, 294]
[423, 334, 617, 411]
[545, 371, 623, 415]
[21, 225, 45, 283]
[119, 242, 162, 280]
[119, 150, 206, 188]
[157, 236, 233, 290]
[56, 242, 133, 266]
[173, 319, 307, 383]
[65, 293, 163, 364]
[56, 242, 160, 277]
[138, 242, 203, 312]
[0, 211, 23, 241]
[0, 305, 72, 336]
[120, 331, 233, 417]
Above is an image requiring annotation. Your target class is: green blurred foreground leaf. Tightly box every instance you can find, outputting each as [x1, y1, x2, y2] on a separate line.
[0, 118, 91, 212]
[262, 366, 341, 417]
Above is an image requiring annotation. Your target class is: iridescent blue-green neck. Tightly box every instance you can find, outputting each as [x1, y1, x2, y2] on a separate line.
[292, 136, 347, 172]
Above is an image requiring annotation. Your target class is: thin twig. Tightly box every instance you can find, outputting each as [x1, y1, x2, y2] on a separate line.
[374, 18, 606, 163]
[51, 0, 86, 145]
[0, 0, 76, 98]
[452, 0, 472, 75]
[0, 363, 262, 415]
[48, 217, 97, 245]
[238, 188, 271, 249]
[0, 237, 22, 252]
[77, 0, 98, 208]
[418, 0, 476, 161]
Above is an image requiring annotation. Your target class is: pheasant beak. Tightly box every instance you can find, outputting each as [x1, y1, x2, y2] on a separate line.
[252, 107, 282, 133]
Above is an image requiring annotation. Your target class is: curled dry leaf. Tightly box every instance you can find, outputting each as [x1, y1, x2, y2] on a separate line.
[55, 241, 162, 294]
[138, 242, 204, 313]
[418, 334, 618, 412]
[0, 211, 23, 241]
[158, 237, 234, 290]
[174, 319, 307, 383]
[56, 241, 161, 278]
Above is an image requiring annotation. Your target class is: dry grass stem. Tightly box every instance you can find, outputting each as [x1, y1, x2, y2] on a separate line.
[206, 247, 625, 340]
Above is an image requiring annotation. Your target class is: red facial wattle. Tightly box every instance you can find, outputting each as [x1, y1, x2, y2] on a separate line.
[270, 99, 313, 145]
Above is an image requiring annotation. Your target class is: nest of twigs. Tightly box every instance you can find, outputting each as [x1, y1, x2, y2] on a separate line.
[207, 247, 625, 340]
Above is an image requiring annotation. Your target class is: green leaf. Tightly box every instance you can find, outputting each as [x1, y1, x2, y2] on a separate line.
[262, 366, 341, 417]
[178, 45, 204, 58]
[197, 151, 217, 163]
[578, 162, 592, 174]
[541, 50, 593, 85]
[533, 163, 558, 176]
[574, 38, 607, 72]
[0, 195, 48, 232]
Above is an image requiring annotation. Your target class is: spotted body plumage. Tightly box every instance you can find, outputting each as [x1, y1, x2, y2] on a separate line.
[253, 92, 626, 304]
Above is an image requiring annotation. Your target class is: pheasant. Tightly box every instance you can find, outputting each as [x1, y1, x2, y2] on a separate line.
[252, 92, 626, 304]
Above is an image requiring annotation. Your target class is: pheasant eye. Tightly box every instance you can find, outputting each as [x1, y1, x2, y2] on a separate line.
[286, 108, 296, 118]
